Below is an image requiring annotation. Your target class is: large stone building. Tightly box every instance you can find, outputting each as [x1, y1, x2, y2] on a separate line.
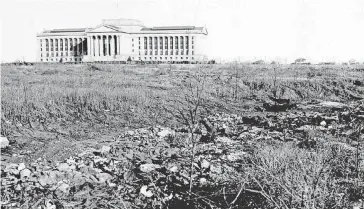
[36, 18, 208, 63]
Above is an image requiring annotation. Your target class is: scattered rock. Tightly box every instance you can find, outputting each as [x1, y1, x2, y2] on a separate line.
[17, 163, 26, 171]
[140, 185, 153, 197]
[96, 172, 112, 183]
[140, 164, 161, 173]
[199, 178, 207, 185]
[101, 145, 111, 153]
[0, 137, 9, 149]
[57, 163, 71, 172]
[127, 130, 135, 136]
[57, 182, 70, 194]
[320, 121, 327, 127]
[157, 129, 173, 138]
[200, 159, 210, 169]
[20, 169, 31, 179]
[319, 101, 347, 109]
[168, 165, 178, 173]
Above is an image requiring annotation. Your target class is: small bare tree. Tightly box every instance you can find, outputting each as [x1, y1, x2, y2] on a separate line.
[163, 72, 208, 193]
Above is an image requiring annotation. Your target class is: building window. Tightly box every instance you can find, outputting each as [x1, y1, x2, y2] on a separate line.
[165, 51, 168, 55]
[139, 46, 141, 49]
[138, 37, 140, 40]
[192, 51, 194, 55]
[180, 36, 183, 49]
[144, 37, 147, 49]
[170, 37, 173, 49]
[132, 44, 134, 47]
[165, 37, 168, 49]
[40, 53, 42, 57]
[176, 51, 178, 55]
[171, 51, 173, 55]
[181, 57, 183, 59]
[154, 37, 158, 49]
[41, 48, 42, 51]
[61, 52, 63, 56]
[56, 52, 58, 57]
[55, 39, 58, 51]
[192, 57, 194, 60]
[160, 57, 162, 60]
[40, 59, 43, 62]
[145, 51, 147, 55]
[132, 49, 134, 52]
[161, 51, 163, 55]
[181, 50, 184, 55]
[192, 46, 194, 49]
[60, 39, 63, 51]
[186, 50, 189, 55]
[160, 37, 163, 49]
[47, 53, 49, 57]
[132, 39, 134, 42]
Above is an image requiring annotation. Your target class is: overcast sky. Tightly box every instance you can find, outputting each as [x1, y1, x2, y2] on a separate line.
[1, 0, 363, 63]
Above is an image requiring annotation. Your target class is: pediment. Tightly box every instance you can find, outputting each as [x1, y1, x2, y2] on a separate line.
[89, 25, 119, 33]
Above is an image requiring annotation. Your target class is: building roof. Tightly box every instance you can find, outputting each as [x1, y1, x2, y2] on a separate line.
[102, 19, 145, 27]
[44, 28, 89, 33]
[38, 19, 207, 36]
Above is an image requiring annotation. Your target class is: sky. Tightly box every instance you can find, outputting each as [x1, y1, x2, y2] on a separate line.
[1, 0, 364, 63]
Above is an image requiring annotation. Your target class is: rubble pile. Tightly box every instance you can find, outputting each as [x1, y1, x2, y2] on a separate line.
[1, 100, 363, 208]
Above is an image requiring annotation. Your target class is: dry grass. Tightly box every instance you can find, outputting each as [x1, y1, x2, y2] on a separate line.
[1, 63, 363, 136]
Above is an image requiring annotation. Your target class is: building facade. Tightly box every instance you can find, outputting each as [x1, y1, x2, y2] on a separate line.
[36, 19, 208, 63]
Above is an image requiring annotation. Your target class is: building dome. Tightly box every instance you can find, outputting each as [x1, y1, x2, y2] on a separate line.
[102, 18, 145, 27]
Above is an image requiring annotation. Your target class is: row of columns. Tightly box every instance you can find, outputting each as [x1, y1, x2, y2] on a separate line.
[142, 36, 193, 56]
[40, 37, 87, 57]
[88, 35, 120, 57]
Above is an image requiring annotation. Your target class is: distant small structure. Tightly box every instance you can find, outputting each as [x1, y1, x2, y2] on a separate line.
[252, 60, 265, 65]
[349, 59, 359, 65]
[293, 58, 310, 65]
[318, 61, 335, 65]
[270, 61, 279, 65]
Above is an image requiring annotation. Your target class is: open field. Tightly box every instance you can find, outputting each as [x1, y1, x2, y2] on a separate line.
[1, 63, 364, 208]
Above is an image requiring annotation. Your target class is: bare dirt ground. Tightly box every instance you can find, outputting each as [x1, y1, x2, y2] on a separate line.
[1, 63, 364, 208]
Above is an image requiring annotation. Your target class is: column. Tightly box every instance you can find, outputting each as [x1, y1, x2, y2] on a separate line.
[62, 38, 65, 57]
[184, 36, 186, 56]
[170, 36, 173, 56]
[147, 36, 149, 56]
[106, 35, 109, 56]
[80, 38, 84, 55]
[92, 36, 95, 56]
[96, 36, 99, 56]
[99, 36, 102, 56]
[111, 36, 115, 56]
[161, 36, 164, 56]
[87, 37, 90, 56]
[68, 38, 71, 57]
[188, 35, 192, 60]
[118, 35, 121, 55]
